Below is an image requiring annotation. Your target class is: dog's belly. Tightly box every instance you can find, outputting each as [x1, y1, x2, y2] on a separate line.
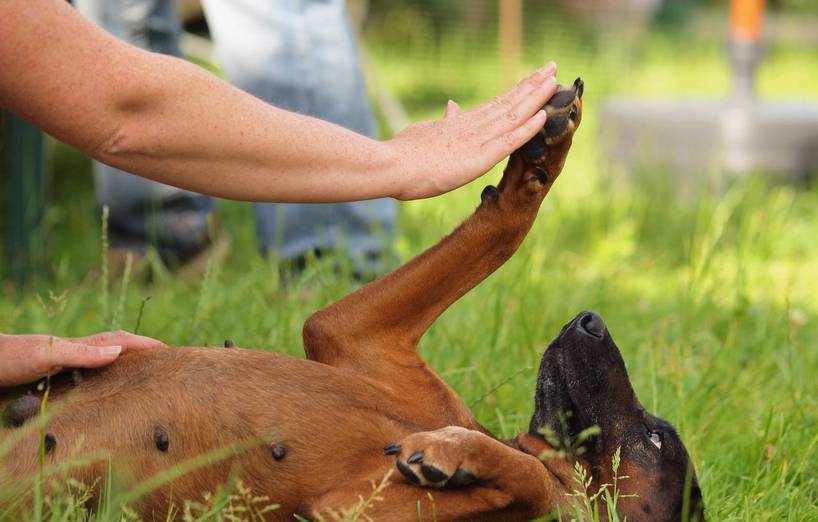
[0, 347, 425, 518]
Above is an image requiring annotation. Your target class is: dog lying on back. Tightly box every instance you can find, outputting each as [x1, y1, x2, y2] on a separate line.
[1, 79, 704, 521]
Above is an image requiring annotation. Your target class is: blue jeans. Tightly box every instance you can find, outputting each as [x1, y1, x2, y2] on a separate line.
[75, 0, 214, 259]
[77, 0, 396, 264]
[203, 0, 396, 262]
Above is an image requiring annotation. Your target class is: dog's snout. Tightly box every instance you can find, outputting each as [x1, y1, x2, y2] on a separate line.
[577, 311, 605, 339]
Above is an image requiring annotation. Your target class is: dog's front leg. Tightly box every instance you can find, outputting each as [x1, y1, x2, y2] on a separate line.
[303, 80, 584, 381]
[302, 426, 569, 521]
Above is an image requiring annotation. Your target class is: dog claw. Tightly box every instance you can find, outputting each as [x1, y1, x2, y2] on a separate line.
[420, 463, 448, 483]
[396, 460, 421, 485]
[383, 443, 401, 456]
[407, 450, 425, 464]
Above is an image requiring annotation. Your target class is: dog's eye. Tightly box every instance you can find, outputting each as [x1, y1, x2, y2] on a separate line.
[569, 108, 578, 121]
[648, 430, 662, 450]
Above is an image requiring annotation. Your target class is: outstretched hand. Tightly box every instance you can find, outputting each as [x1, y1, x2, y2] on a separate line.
[387, 62, 558, 200]
[0, 331, 165, 387]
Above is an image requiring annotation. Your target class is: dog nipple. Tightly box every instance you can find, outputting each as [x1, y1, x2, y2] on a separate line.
[270, 443, 287, 461]
[224, 339, 235, 348]
[4, 395, 42, 428]
[154, 427, 169, 452]
[44, 432, 57, 453]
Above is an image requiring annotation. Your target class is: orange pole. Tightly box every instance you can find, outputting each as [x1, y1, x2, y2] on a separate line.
[499, 0, 522, 86]
[730, 0, 766, 43]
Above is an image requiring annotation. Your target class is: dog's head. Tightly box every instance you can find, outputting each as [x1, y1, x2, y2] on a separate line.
[528, 311, 704, 521]
[518, 77, 584, 168]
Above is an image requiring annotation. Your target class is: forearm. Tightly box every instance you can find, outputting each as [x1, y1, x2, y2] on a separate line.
[94, 53, 400, 203]
[0, 0, 398, 203]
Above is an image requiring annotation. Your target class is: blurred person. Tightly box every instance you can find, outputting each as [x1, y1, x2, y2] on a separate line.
[77, 0, 395, 273]
[0, 0, 558, 385]
[202, 0, 396, 274]
[75, 0, 216, 268]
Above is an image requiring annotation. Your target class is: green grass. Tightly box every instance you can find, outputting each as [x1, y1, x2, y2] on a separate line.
[3, 7, 818, 521]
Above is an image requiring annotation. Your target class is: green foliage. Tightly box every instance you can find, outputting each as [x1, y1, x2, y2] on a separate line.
[562, 447, 638, 522]
[538, 413, 601, 461]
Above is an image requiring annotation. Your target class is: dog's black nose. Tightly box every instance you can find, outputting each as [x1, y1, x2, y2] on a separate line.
[577, 311, 605, 339]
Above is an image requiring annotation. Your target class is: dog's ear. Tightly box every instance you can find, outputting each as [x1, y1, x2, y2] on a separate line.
[573, 77, 584, 99]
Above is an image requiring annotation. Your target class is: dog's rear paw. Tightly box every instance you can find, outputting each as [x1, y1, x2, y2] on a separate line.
[385, 426, 484, 488]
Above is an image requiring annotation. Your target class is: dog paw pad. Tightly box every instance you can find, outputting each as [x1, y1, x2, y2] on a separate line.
[445, 468, 478, 488]
[420, 463, 448, 483]
[396, 460, 421, 485]
[481, 185, 499, 204]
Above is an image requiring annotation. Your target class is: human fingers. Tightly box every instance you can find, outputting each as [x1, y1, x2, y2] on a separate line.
[73, 330, 166, 352]
[478, 109, 548, 168]
[478, 76, 557, 138]
[0, 338, 122, 387]
[35, 340, 122, 373]
[472, 62, 557, 120]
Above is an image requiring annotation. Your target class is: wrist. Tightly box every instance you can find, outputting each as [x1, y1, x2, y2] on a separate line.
[375, 139, 409, 200]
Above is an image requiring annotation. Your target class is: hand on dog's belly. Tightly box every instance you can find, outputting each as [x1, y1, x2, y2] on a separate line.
[0, 331, 165, 387]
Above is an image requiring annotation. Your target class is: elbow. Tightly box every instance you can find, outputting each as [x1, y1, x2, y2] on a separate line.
[92, 54, 170, 163]
[302, 310, 346, 363]
[302, 310, 336, 348]
[96, 125, 130, 161]
[93, 117, 155, 168]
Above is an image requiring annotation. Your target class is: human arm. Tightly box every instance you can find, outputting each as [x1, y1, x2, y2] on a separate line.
[0, 331, 166, 387]
[0, 0, 558, 202]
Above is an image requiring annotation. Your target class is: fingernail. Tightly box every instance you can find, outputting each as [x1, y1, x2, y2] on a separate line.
[100, 345, 122, 357]
[542, 61, 557, 74]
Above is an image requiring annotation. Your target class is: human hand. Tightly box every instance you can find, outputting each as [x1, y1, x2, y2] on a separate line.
[386, 62, 559, 200]
[0, 331, 165, 387]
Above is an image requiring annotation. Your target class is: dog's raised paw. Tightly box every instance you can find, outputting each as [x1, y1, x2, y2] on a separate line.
[513, 77, 584, 165]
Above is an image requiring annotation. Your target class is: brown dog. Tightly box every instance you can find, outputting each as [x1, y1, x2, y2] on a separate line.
[1, 79, 703, 521]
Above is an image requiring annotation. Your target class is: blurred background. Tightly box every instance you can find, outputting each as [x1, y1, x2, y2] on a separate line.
[2, 0, 818, 285]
